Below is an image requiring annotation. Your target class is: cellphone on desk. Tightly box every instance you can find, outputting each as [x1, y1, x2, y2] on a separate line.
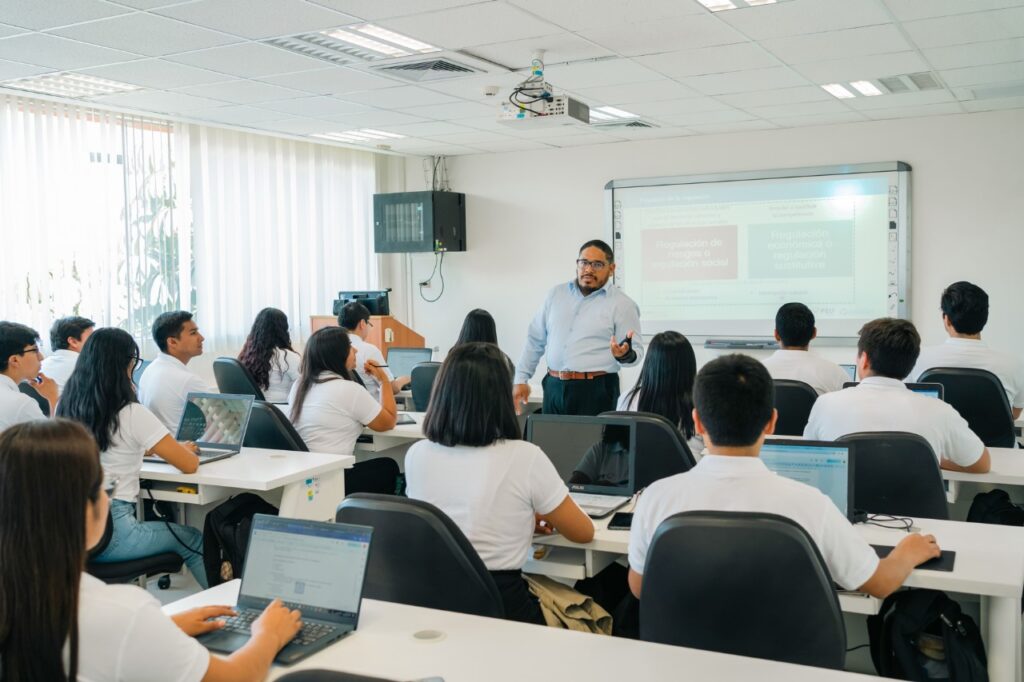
[608, 512, 633, 531]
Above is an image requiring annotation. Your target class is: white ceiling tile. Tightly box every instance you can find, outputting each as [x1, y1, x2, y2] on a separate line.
[79, 58, 231, 88]
[260, 67, 401, 95]
[959, 81, 1024, 100]
[768, 112, 868, 127]
[91, 89, 228, 112]
[165, 43, 328, 78]
[962, 94, 1024, 111]
[543, 132, 624, 147]
[0, 59, 52, 82]
[462, 33, 613, 69]
[0, 23, 26, 38]
[377, 120, 475, 136]
[0, 33, 141, 70]
[259, 117, 338, 134]
[385, 141, 478, 155]
[322, 110, 427, 127]
[571, 80, 699, 105]
[923, 39, 1024, 71]
[455, 114, 518, 131]
[745, 99, 852, 118]
[883, 0, 1024, 22]
[186, 104, 290, 124]
[426, 129, 516, 144]
[468, 138, 554, 152]
[418, 72, 532, 102]
[377, 4, 559, 51]
[790, 52, 930, 84]
[862, 102, 965, 119]
[901, 8, 1024, 49]
[500, 123, 594, 138]
[395, 100, 496, 120]
[635, 43, 778, 79]
[610, 125, 696, 140]
[106, 0, 202, 8]
[172, 79, 309, 104]
[842, 89, 955, 110]
[656, 108, 757, 126]
[716, 0, 891, 40]
[627, 97, 734, 116]
[155, 0, 357, 40]
[680, 66, 810, 95]
[718, 86, 830, 108]
[762, 25, 912, 64]
[542, 58, 663, 90]
[0, 0, 130, 31]
[687, 120, 779, 134]
[577, 14, 745, 57]
[50, 13, 242, 57]
[257, 95, 370, 117]
[307, 0, 483, 21]
[341, 85, 461, 108]
[940, 62, 1024, 88]
[505, 0, 704, 31]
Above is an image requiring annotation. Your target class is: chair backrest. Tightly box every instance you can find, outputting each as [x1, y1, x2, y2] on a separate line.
[410, 362, 441, 412]
[838, 431, 949, 519]
[335, 493, 504, 619]
[918, 367, 1015, 447]
[243, 401, 308, 451]
[640, 510, 846, 670]
[132, 358, 151, 386]
[772, 380, 818, 436]
[600, 411, 696, 487]
[18, 381, 49, 417]
[213, 357, 266, 401]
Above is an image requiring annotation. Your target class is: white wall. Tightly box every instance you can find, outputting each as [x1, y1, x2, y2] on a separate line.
[393, 110, 1024, 386]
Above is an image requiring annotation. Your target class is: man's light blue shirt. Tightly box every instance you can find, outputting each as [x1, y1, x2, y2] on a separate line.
[515, 279, 643, 385]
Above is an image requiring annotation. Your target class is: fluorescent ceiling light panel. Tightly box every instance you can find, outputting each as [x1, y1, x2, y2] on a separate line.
[699, 0, 786, 10]
[353, 25, 439, 54]
[594, 106, 639, 119]
[850, 80, 883, 96]
[698, 0, 737, 10]
[822, 83, 855, 99]
[1, 72, 140, 99]
[744, 0, 778, 5]
[312, 129, 406, 144]
[589, 110, 616, 121]
[323, 29, 409, 57]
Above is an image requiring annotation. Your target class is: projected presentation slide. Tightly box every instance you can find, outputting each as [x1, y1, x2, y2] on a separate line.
[615, 172, 902, 338]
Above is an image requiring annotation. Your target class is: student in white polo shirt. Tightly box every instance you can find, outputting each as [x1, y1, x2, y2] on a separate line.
[627, 354, 941, 600]
[804, 318, 991, 473]
[339, 302, 410, 402]
[138, 310, 214, 431]
[40, 315, 94, 395]
[0, 321, 57, 429]
[0, 419, 301, 682]
[761, 302, 849, 395]
[237, 307, 301, 403]
[911, 281, 1024, 419]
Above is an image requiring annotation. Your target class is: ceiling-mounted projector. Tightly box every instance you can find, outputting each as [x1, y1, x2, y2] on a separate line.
[497, 50, 590, 128]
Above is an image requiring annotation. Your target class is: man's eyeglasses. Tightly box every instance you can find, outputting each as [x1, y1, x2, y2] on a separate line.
[16, 346, 41, 357]
[576, 259, 608, 271]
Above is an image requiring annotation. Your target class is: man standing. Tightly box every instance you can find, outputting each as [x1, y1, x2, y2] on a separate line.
[339, 301, 410, 402]
[514, 240, 642, 416]
[41, 316, 95, 395]
[138, 311, 214, 431]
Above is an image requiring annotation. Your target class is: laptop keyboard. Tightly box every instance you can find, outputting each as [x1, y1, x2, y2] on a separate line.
[571, 492, 628, 510]
[222, 610, 335, 646]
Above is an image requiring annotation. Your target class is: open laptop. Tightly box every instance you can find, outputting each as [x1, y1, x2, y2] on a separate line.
[386, 347, 432, 380]
[761, 439, 855, 520]
[840, 364, 857, 381]
[842, 381, 944, 400]
[199, 514, 373, 665]
[526, 414, 636, 518]
[143, 393, 254, 465]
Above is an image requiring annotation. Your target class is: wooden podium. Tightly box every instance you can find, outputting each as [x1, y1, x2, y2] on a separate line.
[309, 315, 425, 358]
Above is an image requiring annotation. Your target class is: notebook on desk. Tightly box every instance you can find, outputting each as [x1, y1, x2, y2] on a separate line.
[143, 393, 254, 465]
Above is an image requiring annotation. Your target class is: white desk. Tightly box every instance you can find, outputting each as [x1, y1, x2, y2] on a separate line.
[356, 412, 426, 453]
[165, 580, 877, 682]
[139, 448, 354, 521]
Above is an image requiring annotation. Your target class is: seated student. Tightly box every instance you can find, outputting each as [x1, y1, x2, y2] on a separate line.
[40, 315, 94, 394]
[761, 302, 849, 395]
[339, 302, 409, 402]
[911, 281, 1024, 419]
[804, 318, 990, 473]
[617, 330, 704, 456]
[627, 354, 941, 600]
[0, 419, 301, 682]
[571, 424, 630, 487]
[56, 328, 210, 587]
[139, 311, 214, 431]
[405, 342, 595, 625]
[237, 307, 300, 403]
[288, 326, 397, 454]
[453, 308, 515, 378]
[0, 321, 57, 428]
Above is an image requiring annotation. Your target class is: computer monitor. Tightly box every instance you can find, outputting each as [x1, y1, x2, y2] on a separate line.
[840, 363, 857, 381]
[333, 289, 390, 316]
[842, 381, 944, 400]
[525, 414, 636, 496]
[386, 347, 433, 379]
[760, 439, 854, 520]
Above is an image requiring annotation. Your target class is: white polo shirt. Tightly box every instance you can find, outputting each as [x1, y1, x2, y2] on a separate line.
[287, 372, 382, 455]
[74, 573, 209, 681]
[761, 349, 850, 395]
[40, 349, 79, 394]
[264, 348, 301, 403]
[803, 376, 985, 467]
[628, 455, 879, 591]
[348, 333, 393, 402]
[137, 353, 213, 432]
[0, 374, 45, 431]
[101, 403, 170, 502]
[911, 338, 1024, 410]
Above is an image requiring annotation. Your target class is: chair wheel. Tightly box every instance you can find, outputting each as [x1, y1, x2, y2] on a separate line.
[158, 575, 171, 590]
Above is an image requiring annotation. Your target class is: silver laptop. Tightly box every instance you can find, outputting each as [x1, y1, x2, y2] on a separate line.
[526, 415, 636, 518]
[143, 392, 254, 464]
[198, 515, 373, 665]
[386, 347, 433, 379]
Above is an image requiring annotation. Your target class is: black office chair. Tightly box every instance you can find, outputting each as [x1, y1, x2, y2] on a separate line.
[600, 411, 696, 488]
[918, 367, 1016, 448]
[278, 672, 396, 682]
[213, 357, 266, 400]
[86, 512, 183, 587]
[336, 494, 504, 619]
[132, 358, 152, 386]
[640, 511, 846, 670]
[773, 380, 818, 436]
[18, 381, 49, 416]
[409, 362, 441, 411]
[243, 401, 308, 451]
[838, 431, 949, 520]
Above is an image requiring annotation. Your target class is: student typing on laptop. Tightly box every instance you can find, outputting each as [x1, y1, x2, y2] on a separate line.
[627, 354, 941, 601]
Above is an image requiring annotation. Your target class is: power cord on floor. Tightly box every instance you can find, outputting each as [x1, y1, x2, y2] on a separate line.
[145, 486, 203, 558]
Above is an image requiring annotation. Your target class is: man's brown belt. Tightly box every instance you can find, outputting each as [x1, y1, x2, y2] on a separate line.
[547, 370, 609, 380]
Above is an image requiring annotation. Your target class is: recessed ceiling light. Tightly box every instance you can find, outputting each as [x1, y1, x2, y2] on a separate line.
[322, 28, 409, 57]
[698, 0, 737, 10]
[312, 129, 406, 144]
[589, 110, 616, 121]
[353, 25, 439, 54]
[698, 0, 784, 10]
[0, 72, 140, 99]
[267, 25, 438, 64]
[822, 83, 855, 99]
[850, 80, 883, 96]
[594, 105, 639, 119]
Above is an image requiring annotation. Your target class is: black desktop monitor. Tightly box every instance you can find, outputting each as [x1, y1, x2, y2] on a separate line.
[333, 290, 391, 316]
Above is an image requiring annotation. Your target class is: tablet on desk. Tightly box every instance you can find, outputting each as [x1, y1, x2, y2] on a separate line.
[871, 544, 956, 572]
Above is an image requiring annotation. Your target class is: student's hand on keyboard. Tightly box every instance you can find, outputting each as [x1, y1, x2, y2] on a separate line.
[173, 605, 237, 636]
[252, 599, 303, 651]
[180, 440, 200, 455]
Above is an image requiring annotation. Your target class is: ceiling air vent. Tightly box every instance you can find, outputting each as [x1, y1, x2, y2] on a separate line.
[878, 72, 943, 94]
[592, 119, 658, 129]
[372, 58, 482, 82]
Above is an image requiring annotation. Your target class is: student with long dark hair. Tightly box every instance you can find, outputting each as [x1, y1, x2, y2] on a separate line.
[618, 331, 703, 455]
[453, 308, 515, 378]
[405, 342, 594, 624]
[56, 327, 210, 587]
[238, 307, 300, 402]
[0, 419, 301, 681]
[288, 326, 397, 454]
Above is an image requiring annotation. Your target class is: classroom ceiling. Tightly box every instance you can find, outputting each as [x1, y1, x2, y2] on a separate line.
[0, 0, 1022, 156]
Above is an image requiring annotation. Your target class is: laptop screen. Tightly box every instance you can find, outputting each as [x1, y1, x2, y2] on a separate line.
[526, 415, 635, 496]
[239, 515, 372, 624]
[386, 347, 432, 380]
[841, 381, 943, 400]
[840, 364, 857, 381]
[760, 440, 853, 519]
[176, 393, 254, 448]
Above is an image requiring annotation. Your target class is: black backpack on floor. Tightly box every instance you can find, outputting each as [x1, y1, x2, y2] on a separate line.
[202, 493, 279, 586]
[868, 590, 987, 681]
[967, 489, 1024, 526]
